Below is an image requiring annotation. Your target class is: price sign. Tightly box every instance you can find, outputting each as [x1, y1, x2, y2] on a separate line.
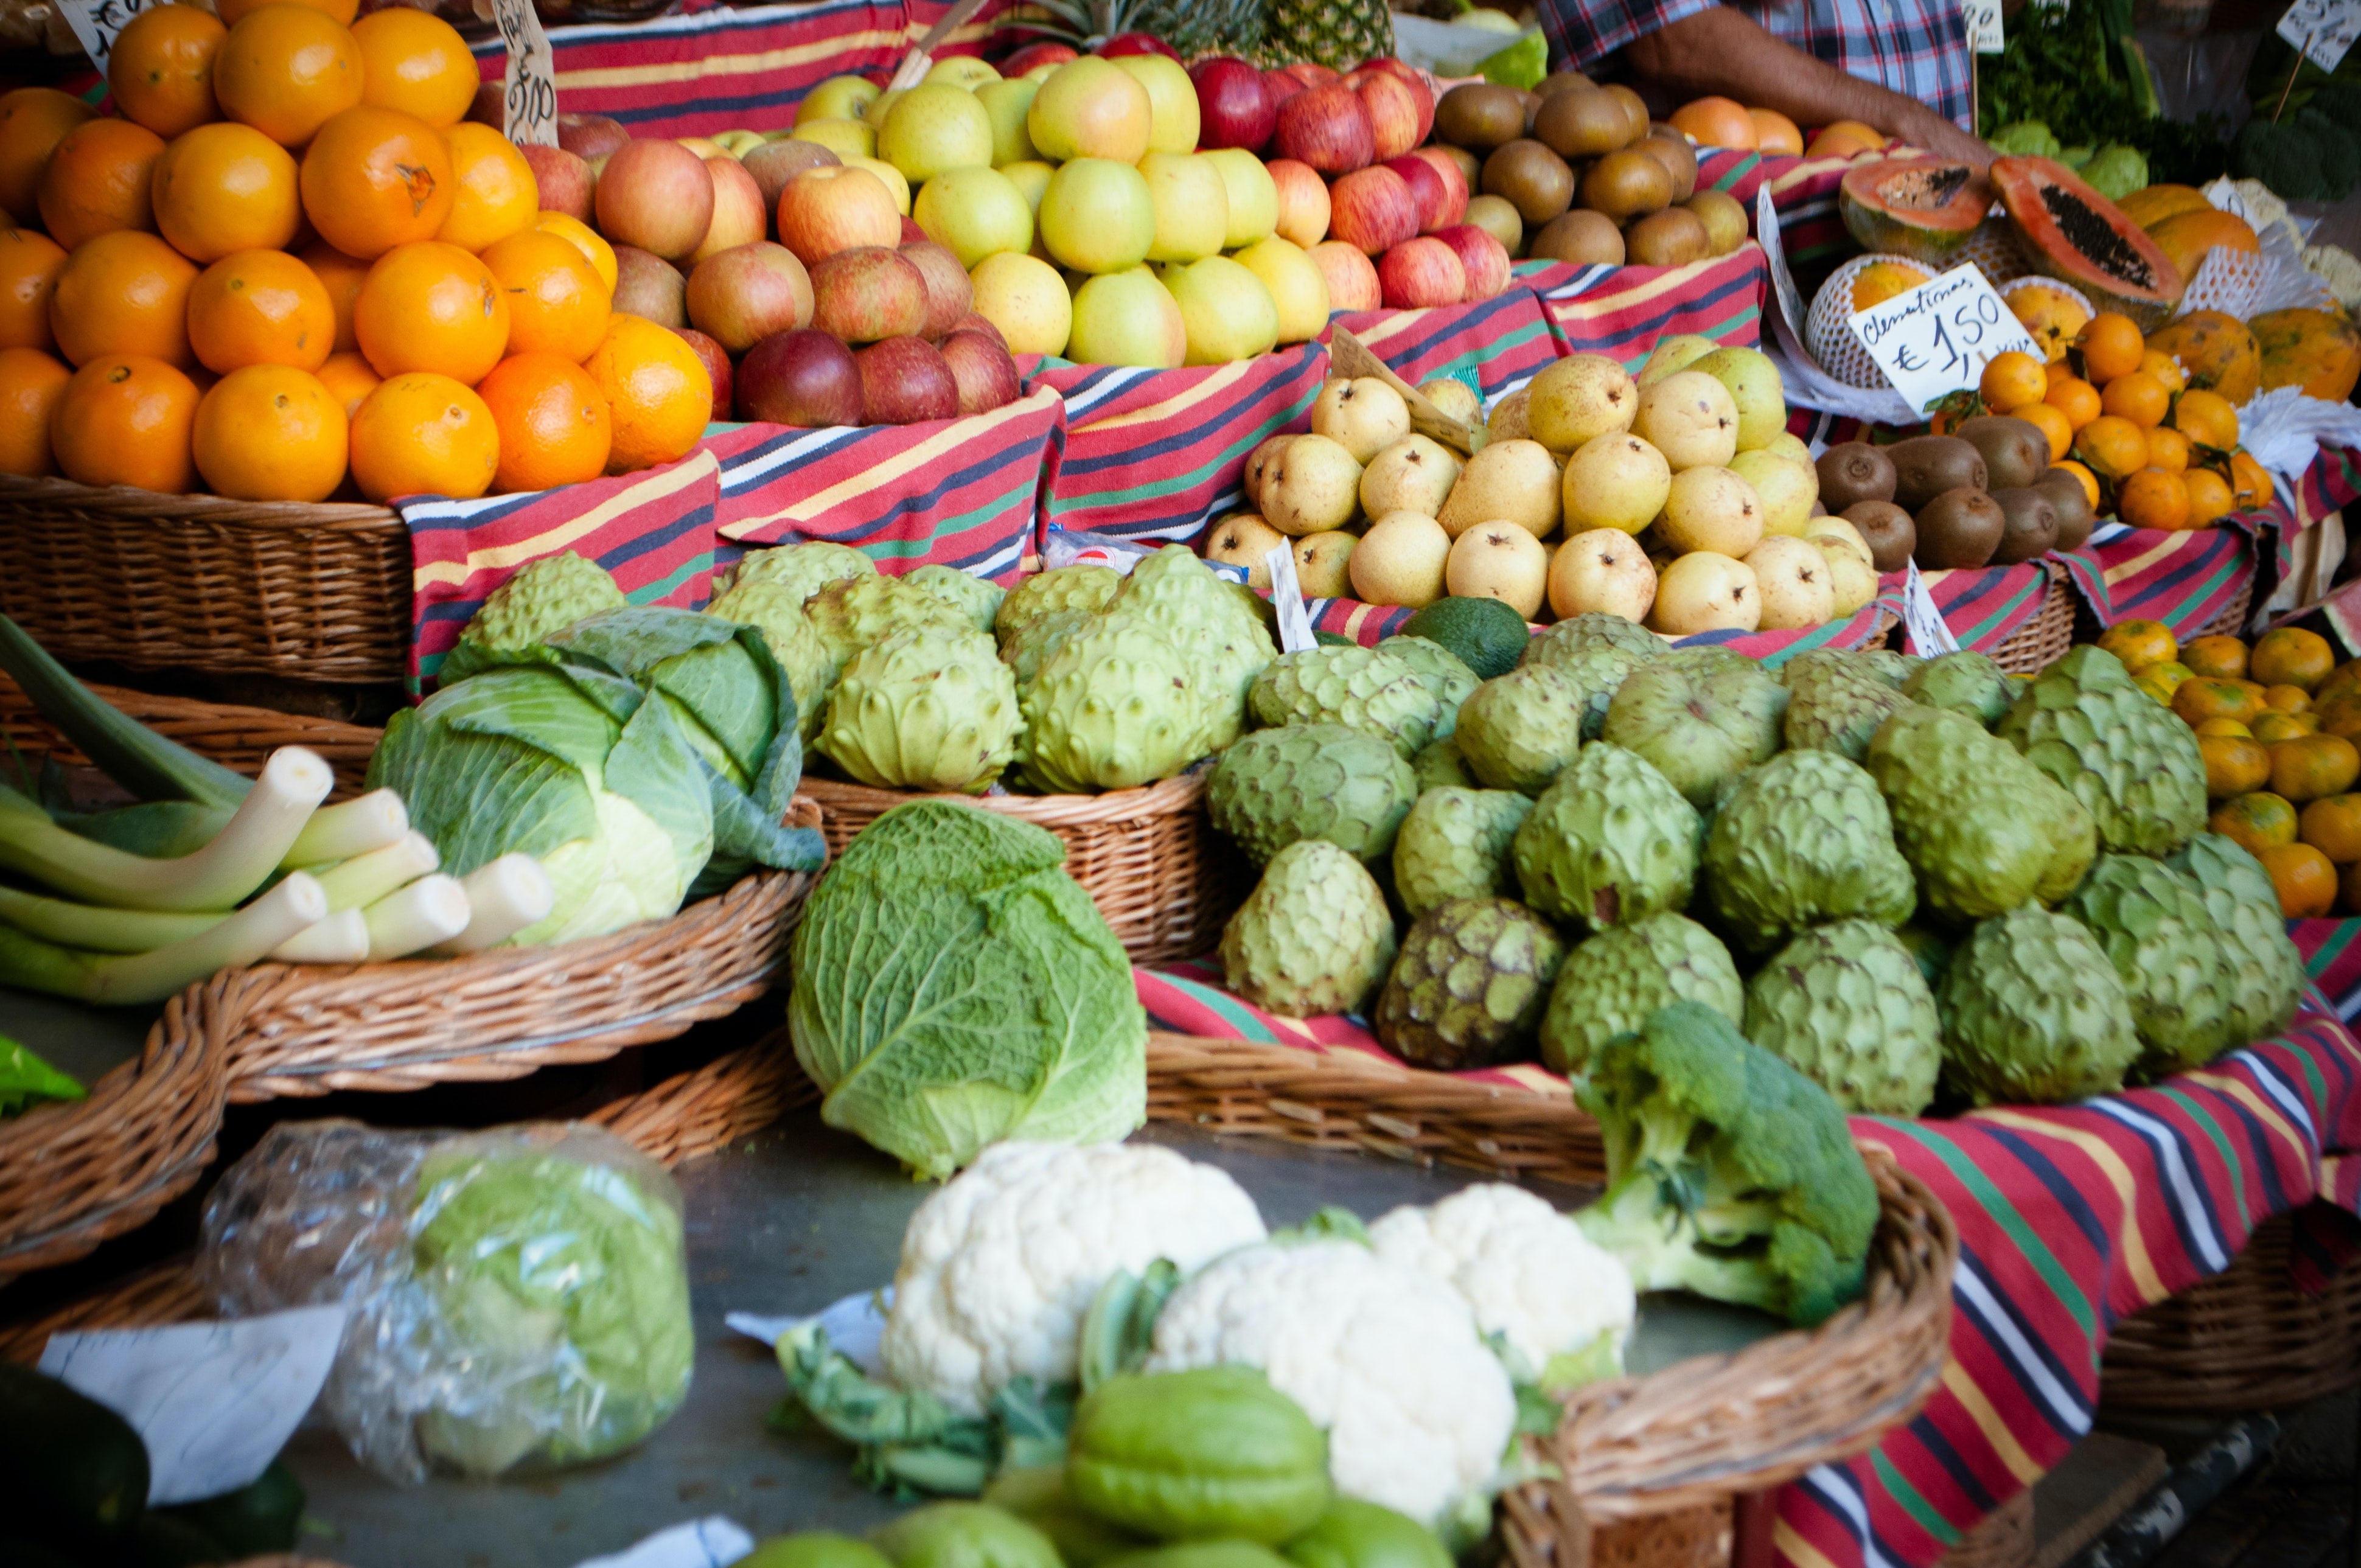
[1900, 561, 1962, 655]
[1264, 541, 1318, 653]
[1847, 263, 2042, 417]
[2280, 0, 2361, 74]
[493, 0, 560, 148]
[53, 0, 165, 72]
[1965, 0, 2006, 53]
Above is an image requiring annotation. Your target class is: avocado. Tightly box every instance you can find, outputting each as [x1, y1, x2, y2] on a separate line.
[1885, 435, 1989, 512]
[1398, 596, 1532, 679]
[0, 1362, 149, 1545]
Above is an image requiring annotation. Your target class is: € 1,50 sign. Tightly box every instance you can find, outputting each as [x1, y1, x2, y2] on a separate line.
[1847, 263, 2041, 417]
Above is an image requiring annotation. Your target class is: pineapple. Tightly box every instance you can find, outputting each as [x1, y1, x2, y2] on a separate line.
[1259, 0, 1395, 70]
[1011, 0, 1263, 60]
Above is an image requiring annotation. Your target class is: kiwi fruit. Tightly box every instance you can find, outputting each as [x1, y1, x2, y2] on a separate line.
[1816, 442, 1895, 510]
[1913, 486, 2006, 569]
[1535, 88, 1634, 159]
[1605, 84, 1650, 142]
[1886, 434, 1988, 512]
[1640, 130, 1699, 202]
[1683, 188, 1748, 256]
[1529, 208, 1625, 265]
[1955, 416, 2052, 492]
[1538, 69, 1596, 100]
[2035, 468, 2098, 551]
[1841, 500, 1916, 572]
[1484, 139, 1576, 224]
[1989, 487, 2060, 564]
[1578, 148, 1672, 221]
[1624, 207, 1710, 267]
[1521, 88, 1544, 133]
[1437, 83, 1529, 152]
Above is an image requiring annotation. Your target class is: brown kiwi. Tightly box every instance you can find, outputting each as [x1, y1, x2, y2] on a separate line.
[1529, 208, 1625, 265]
[1913, 486, 2006, 569]
[1816, 442, 1896, 510]
[1683, 188, 1747, 256]
[1521, 88, 1544, 134]
[1534, 88, 1634, 159]
[1886, 434, 1988, 512]
[1604, 84, 1650, 141]
[2035, 468, 2097, 551]
[1436, 83, 1529, 152]
[1483, 139, 1577, 224]
[1842, 500, 1916, 572]
[1635, 133, 1699, 203]
[1988, 487, 2060, 564]
[1538, 69, 1596, 100]
[1955, 416, 2051, 492]
[1623, 207, 1710, 267]
[1578, 148, 1672, 220]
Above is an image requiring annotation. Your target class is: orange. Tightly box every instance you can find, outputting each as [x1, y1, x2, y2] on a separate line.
[2100, 618, 2178, 672]
[1979, 349, 2048, 414]
[582, 313, 710, 474]
[2172, 388, 2239, 450]
[2015, 400, 2072, 464]
[48, 230, 198, 368]
[480, 229, 609, 363]
[2318, 692, 2361, 742]
[2044, 357, 2075, 388]
[2044, 374, 2101, 430]
[191, 363, 346, 500]
[2193, 716, 2250, 736]
[2213, 792, 2299, 858]
[2312, 795, 2361, 862]
[213, 4, 364, 149]
[2172, 676, 2261, 727]
[0, 89, 99, 226]
[1669, 97, 1756, 149]
[2138, 349, 2186, 394]
[1748, 107, 1803, 155]
[148, 121, 301, 263]
[2253, 626, 2335, 691]
[2117, 466, 2191, 531]
[2181, 465, 2234, 528]
[2181, 634, 2248, 680]
[2052, 459, 2100, 510]
[353, 239, 508, 383]
[478, 352, 612, 491]
[2262, 841, 2338, 916]
[109, 4, 228, 139]
[2267, 684, 2314, 713]
[2100, 371, 2169, 428]
[313, 347, 379, 414]
[217, 0, 356, 25]
[347, 369, 495, 500]
[37, 119, 166, 252]
[2079, 312, 2145, 382]
[2269, 732, 2361, 802]
[298, 105, 453, 260]
[0, 346, 71, 476]
[0, 227, 68, 353]
[2144, 660, 2197, 697]
[2255, 711, 2320, 743]
[2072, 414, 2147, 481]
[2144, 425, 2190, 473]
[434, 122, 536, 253]
[2200, 732, 2272, 798]
[349, 8, 476, 128]
[298, 240, 368, 351]
[2318, 661, 2361, 706]
[2230, 450, 2273, 510]
[49, 352, 199, 492]
[533, 211, 616, 293]
[186, 248, 333, 372]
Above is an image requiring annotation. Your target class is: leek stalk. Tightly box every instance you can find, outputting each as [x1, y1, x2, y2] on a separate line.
[0, 885, 220, 953]
[0, 872, 328, 1005]
[431, 855, 556, 955]
[310, 831, 438, 912]
[271, 908, 369, 964]
[362, 874, 471, 960]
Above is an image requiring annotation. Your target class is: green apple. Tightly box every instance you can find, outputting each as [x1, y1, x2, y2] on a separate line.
[1024, 62, 1061, 83]
[1159, 256, 1279, 365]
[792, 118, 875, 161]
[1039, 157, 1154, 274]
[913, 166, 1033, 269]
[999, 159, 1054, 214]
[1067, 266, 1185, 368]
[1202, 148, 1277, 249]
[1139, 152, 1228, 265]
[843, 155, 912, 215]
[1231, 235, 1331, 345]
[863, 87, 905, 130]
[797, 75, 879, 127]
[971, 251, 1072, 358]
[975, 78, 1041, 167]
[879, 83, 994, 184]
[712, 129, 767, 157]
[926, 55, 1000, 89]
[1111, 53, 1199, 155]
[1027, 57, 1151, 164]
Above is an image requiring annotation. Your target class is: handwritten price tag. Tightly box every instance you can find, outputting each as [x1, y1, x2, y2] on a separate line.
[1965, 0, 2006, 53]
[493, 0, 560, 148]
[1901, 562, 1962, 656]
[53, 0, 166, 72]
[2279, 0, 2361, 74]
[1847, 263, 2042, 416]
[1264, 542, 1317, 653]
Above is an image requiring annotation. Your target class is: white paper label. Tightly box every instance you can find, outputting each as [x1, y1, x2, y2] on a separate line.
[727, 1286, 891, 1376]
[1847, 263, 2042, 417]
[40, 1306, 346, 1506]
[1966, 0, 2006, 52]
[571, 1517, 756, 1568]
[1901, 561, 1962, 655]
[1757, 186, 1808, 347]
[493, 0, 560, 148]
[1265, 542, 1318, 653]
[54, 0, 165, 72]
[2279, 0, 2361, 75]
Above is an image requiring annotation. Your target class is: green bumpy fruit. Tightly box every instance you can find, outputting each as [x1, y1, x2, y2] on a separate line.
[1867, 706, 2096, 921]
[818, 631, 1022, 792]
[1938, 906, 2141, 1105]
[1397, 596, 1530, 679]
[1393, 787, 1533, 917]
[1066, 1368, 1331, 1544]
[997, 563, 1121, 643]
[706, 576, 839, 739]
[1780, 650, 1911, 762]
[1518, 623, 1657, 740]
[806, 574, 977, 675]
[1373, 897, 1566, 1069]
[1996, 646, 2207, 855]
[1538, 911, 1742, 1074]
[1903, 650, 2018, 728]
[1375, 635, 1480, 740]
[1221, 840, 1398, 1017]
[871, 1504, 1062, 1568]
[1003, 608, 1097, 694]
[1600, 657, 1788, 809]
[2168, 833, 2306, 1046]
[1207, 725, 1419, 866]
[1857, 649, 1916, 688]
[445, 551, 627, 683]
[743, 1536, 899, 1568]
[1455, 666, 1586, 795]
[1250, 647, 1439, 758]
[1022, 614, 1207, 793]
[735, 541, 876, 605]
[1512, 743, 1700, 932]
[2063, 853, 2239, 1077]
[905, 564, 1007, 636]
[1412, 734, 1476, 791]
[1282, 1500, 1453, 1568]
[1112, 1545, 1297, 1568]
[1703, 749, 1915, 951]
[982, 1470, 1148, 1568]
[1743, 920, 1941, 1115]
[1114, 546, 1277, 754]
[1524, 612, 1664, 663]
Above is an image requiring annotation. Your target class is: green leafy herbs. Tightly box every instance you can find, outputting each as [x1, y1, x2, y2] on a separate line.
[0, 1036, 83, 1118]
[1978, 0, 2228, 186]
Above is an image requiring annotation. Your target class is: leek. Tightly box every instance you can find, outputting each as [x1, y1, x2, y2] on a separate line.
[311, 831, 438, 912]
[0, 886, 220, 953]
[284, 790, 409, 869]
[0, 872, 328, 1005]
[432, 855, 556, 955]
[271, 908, 369, 964]
[363, 874, 471, 960]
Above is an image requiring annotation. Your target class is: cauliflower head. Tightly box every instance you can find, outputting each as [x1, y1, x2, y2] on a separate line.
[1368, 1183, 1636, 1386]
[879, 1141, 1268, 1417]
[1143, 1239, 1516, 1528]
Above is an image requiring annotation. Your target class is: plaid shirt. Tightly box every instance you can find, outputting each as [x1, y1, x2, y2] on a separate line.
[1538, 0, 1977, 130]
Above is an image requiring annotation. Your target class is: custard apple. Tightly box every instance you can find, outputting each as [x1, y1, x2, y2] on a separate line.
[444, 551, 626, 682]
[733, 541, 876, 605]
[1538, 911, 1742, 1073]
[1413, 734, 1477, 791]
[2168, 833, 2307, 1046]
[1903, 651, 2017, 728]
[1703, 748, 1915, 950]
[1374, 898, 1566, 1068]
[1114, 545, 1277, 753]
[1867, 705, 2097, 922]
[1781, 650, 1911, 763]
[706, 576, 838, 740]
[1207, 724, 1418, 866]
[1743, 921, 1941, 1115]
[1393, 787, 1533, 918]
[1513, 743, 1700, 932]
[1523, 612, 1664, 664]
[997, 564, 1121, 644]
[1221, 839, 1398, 1018]
[1021, 613, 1205, 793]
[1456, 666, 1585, 795]
[1250, 646, 1440, 758]
[818, 630, 1021, 793]
[904, 564, 1005, 636]
[1601, 657, 1788, 809]
[1938, 907, 2141, 1105]
[1857, 649, 1916, 688]
[2062, 854, 2239, 1077]
[1002, 608, 1095, 694]
[1376, 635, 1480, 740]
[806, 574, 975, 674]
[1996, 646, 2207, 856]
[1518, 627, 1655, 739]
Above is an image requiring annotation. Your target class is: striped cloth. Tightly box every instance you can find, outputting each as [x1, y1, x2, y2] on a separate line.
[1919, 561, 2058, 652]
[2053, 521, 2256, 638]
[1305, 587, 1902, 661]
[1335, 291, 1564, 399]
[1519, 247, 1768, 366]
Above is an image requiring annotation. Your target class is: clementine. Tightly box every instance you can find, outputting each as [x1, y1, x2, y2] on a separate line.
[2262, 840, 2338, 916]
[2253, 711, 2320, 744]
[1979, 349, 2048, 413]
[1748, 108, 1802, 155]
[2172, 676, 2259, 727]
[2143, 425, 2190, 473]
[313, 347, 379, 414]
[0, 227, 68, 352]
[2181, 465, 2234, 528]
[0, 89, 98, 225]
[349, 7, 476, 128]
[2079, 312, 2145, 382]
[480, 229, 610, 362]
[353, 239, 508, 383]
[2230, 450, 2273, 510]
[299, 104, 453, 259]
[48, 230, 198, 368]
[109, 4, 228, 139]
[192, 363, 346, 500]
[213, 4, 363, 148]
[2116, 466, 2191, 531]
[149, 121, 301, 263]
[347, 369, 495, 500]
[187, 248, 333, 372]
[2314, 795, 2361, 864]
[0, 346, 71, 476]
[2043, 374, 2102, 430]
[296, 240, 368, 351]
[2180, 635, 2248, 681]
[2253, 627, 2336, 691]
[2099, 618, 2178, 672]
[582, 313, 710, 473]
[2051, 459, 2100, 510]
[532, 211, 617, 291]
[2172, 388, 2239, 450]
[478, 352, 612, 491]
[2016, 400, 2073, 463]
[2071, 414, 2147, 481]
[218, 0, 357, 25]
[1668, 96, 1754, 148]
[2270, 732, 2361, 802]
[2199, 732, 2272, 798]
[2267, 684, 2315, 713]
[435, 122, 537, 253]
[2137, 349, 2186, 393]
[2212, 791, 2299, 859]
[49, 352, 199, 492]
[38, 119, 166, 251]
[2100, 371, 2169, 428]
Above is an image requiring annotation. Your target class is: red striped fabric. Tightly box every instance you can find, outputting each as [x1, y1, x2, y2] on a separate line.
[1335, 290, 1564, 398]
[1921, 561, 2057, 651]
[1520, 246, 1769, 366]
[2054, 523, 2256, 637]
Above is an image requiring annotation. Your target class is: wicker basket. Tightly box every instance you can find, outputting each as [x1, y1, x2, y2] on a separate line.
[2098, 1210, 2361, 1413]
[1943, 1491, 2034, 1568]
[804, 773, 1244, 963]
[0, 475, 409, 685]
[2194, 574, 2257, 641]
[1989, 579, 2076, 675]
[0, 674, 382, 794]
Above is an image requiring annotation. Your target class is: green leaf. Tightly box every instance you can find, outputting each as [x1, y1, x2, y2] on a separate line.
[0, 1035, 83, 1117]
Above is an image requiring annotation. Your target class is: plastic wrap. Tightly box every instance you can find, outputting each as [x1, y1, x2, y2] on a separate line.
[200, 1120, 694, 1485]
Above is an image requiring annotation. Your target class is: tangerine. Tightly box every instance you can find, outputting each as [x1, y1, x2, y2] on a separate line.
[349, 8, 476, 128]
[2138, 349, 2186, 393]
[2071, 414, 2147, 481]
[582, 312, 710, 473]
[2172, 388, 2239, 450]
[0, 346, 71, 475]
[480, 229, 610, 363]
[213, 4, 363, 148]
[2193, 715, 2250, 736]
[2051, 459, 2100, 509]
[2200, 732, 2272, 797]
[1748, 107, 1802, 155]
[0, 227, 68, 352]
[1980, 349, 2048, 413]
[2181, 634, 2248, 680]
[2262, 840, 2338, 916]
[313, 347, 378, 413]
[347, 369, 495, 500]
[149, 120, 301, 263]
[2230, 451, 2273, 510]
[2117, 466, 2191, 531]
[48, 230, 198, 368]
[2171, 675, 2259, 726]
[1669, 96, 1756, 149]
[217, 0, 356, 24]
[0, 89, 97, 226]
[2044, 374, 2102, 429]
[2269, 731, 2361, 801]
[2267, 684, 2314, 713]
[109, 4, 227, 139]
[2213, 791, 2299, 858]
[478, 352, 612, 491]
[191, 362, 346, 500]
[298, 104, 453, 259]
[2079, 312, 2145, 382]
[38, 119, 166, 251]
[2099, 617, 2178, 672]
[533, 211, 616, 291]
[49, 352, 198, 491]
[2015, 400, 2072, 463]
[186, 248, 333, 372]
[2144, 425, 2191, 473]
[2318, 692, 2361, 742]
[2253, 626, 2336, 691]
[434, 122, 536, 254]
[2045, 357, 2074, 388]
[2182, 465, 2235, 527]
[2254, 711, 2320, 744]
[2145, 659, 2197, 695]
[295, 239, 368, 352]
[353, 239, 508, 383]
[2101, 371, 2169, 428]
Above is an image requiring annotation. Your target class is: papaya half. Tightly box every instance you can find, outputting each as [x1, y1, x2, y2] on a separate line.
[2253, 307, 2361, 401]
[2144, 310, 2261, 403]
[1993, 155, 2185, 329]
[1838, 157, 1992, 265]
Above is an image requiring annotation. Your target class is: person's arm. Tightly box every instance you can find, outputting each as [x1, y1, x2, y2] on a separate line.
[1624, 6, 1992, 166]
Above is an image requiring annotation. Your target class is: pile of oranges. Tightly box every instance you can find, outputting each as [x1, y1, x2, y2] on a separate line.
[1969, 310, 2274, 534]
[0, 0, 710, 506]
[2101, 618, 2361, 916]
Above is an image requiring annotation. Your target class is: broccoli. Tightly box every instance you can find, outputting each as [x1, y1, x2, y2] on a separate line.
[2303, 109, 2361, 198]
[1572, 1002, 1880, 1327]
[2232, 115, 2360, 201]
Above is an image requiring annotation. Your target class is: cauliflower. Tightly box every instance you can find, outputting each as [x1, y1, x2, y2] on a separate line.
[1368, 1183, 1636, 1387]
[1144, 1239, 1516, 1528]
[2306, 244, 2361, 312]
[879, 1141, 1267, 1416]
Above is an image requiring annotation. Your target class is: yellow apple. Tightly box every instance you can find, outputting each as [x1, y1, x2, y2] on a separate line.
[1159, 255, 1279, 365]
[971, 251, 1072, 358]
[879, 83, 994, 185]
[926, 55, 1000, 89]
[843, 155, 912, 215]
[797, 75, 879, 127]
[1039, 157, 1154, 274]
[1139, 152, 1228, 265]
[792, 118, 876, 161]
[1027, 57, 1152, 164]
[1068, 265, 1185, 368]
[1232, 235, 1331, 344]
[1111, 52, 1199, 155]
[1202, 147, 1277, 249]
[975, 78, 1041, 167]
[914, 166, 1034, 269]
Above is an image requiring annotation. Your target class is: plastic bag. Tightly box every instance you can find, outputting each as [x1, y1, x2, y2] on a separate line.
[200, 1119, 694, 1485]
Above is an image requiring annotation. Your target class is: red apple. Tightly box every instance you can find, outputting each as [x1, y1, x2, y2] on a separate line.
[856, 335, 960, 425]
[1353, 71, 1426, 162]
[1328, 166, 1420, 256]
[1350, 61, 1434, 146]
[776, 165, 904, 267]
[742, 139, 839, 211]
[1307, 241, 1381, 312]
[739, 327, 865, 427]
[558, 113, 631, 163]
[1381, 155, 1449, 234]
[1352, 57, 1425, 89]
[692, 156, 769, 262]
[1191, 57, 1277, 152]
[898, 239, 974, 340]
[949, 311, 1009, 351]
[899, 215, 927, 245]
[1261, 69, 1309, 112]
[468, 82, 504, 128]
[595, 140, 716, 261]
[1098, 32, 1180, 60]
[1266, 158, 1331, 248]
[1002, 42, 1079, 75]
[809, 246, 930, 343]
[1377, 237, 1466, 309]
[1287, 63, 1341, 89]
[674, 327, 733, 422]
[940, 328, 1022, 416]
[687, 242, 814, 354]
[1431, 223, 1510, 301]
[520, 144, 594, 223]
[612, 246, 689, 329]
[1411, 147, 1471, 227]
[1273, 84, 1375, 175]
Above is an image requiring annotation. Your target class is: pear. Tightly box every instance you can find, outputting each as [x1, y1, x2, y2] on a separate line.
[1350, 511, 1453, 607]
[1262, 434, 1362, 535]
[1549, 527, 1659, 622]
[1729, 449, 1816, 536]
[1744, 535, 1835, 629]
[1311, 376, 1412, 462]
[1439, 439, 1561, 540]
[1204, 512, 1288, 589]
[1820, 542, 1879, 617]
[1526, 353, 1638, 452]
[1562, 431, 1670, 535]
[1802, 514, 1874, 570]
[1446, 522, 1549, 618]
[1418, 377, 1484, 427]
[1762, 431, 1814, 466]
[1691, 346, 1787, 452]
[1648, 551, 1759, 635]
[1653, 465, 1763, 557]
[1631, 371, 1738, 469]
[1636, 333, 1720, 386]
[1242, 434, 1292, 505]
[1487, 387, 1532, 442]
[1361, 434, 1462, 518]
[1292, 531, 1357, 598]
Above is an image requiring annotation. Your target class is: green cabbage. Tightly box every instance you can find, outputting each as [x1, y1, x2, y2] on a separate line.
[787, 801, 1146, 1178]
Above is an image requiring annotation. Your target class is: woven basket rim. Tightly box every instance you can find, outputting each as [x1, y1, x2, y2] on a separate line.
[801, 768, 1208, 825]
[0, 470, 399, 529]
